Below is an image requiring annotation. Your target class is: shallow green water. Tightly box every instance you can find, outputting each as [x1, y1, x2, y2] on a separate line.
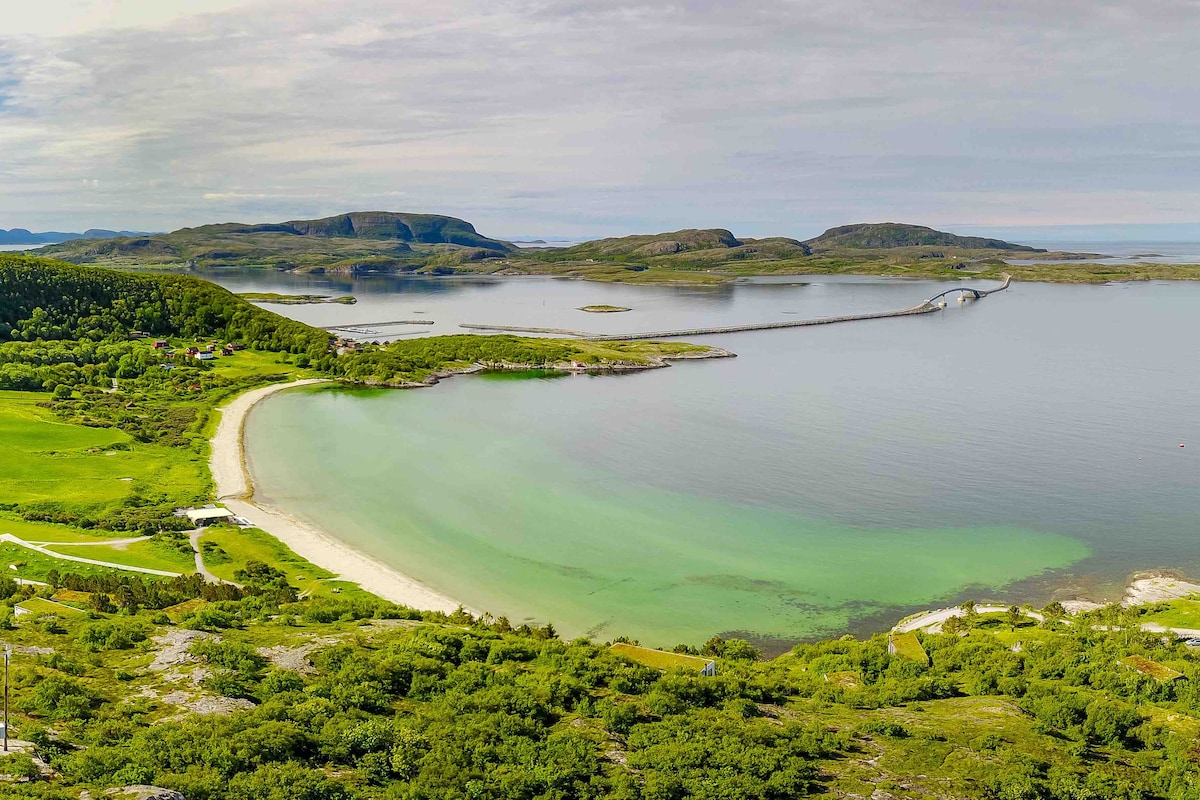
[248, 380, 1087, 644]
[241, 275, 1200, 647]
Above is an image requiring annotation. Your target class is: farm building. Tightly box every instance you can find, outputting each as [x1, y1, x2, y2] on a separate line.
[184, 507, 234, 526]
[195, 351, 216, 361]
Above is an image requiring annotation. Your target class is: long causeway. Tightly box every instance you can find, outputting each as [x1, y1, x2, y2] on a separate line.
[459, 275, 1011, 341]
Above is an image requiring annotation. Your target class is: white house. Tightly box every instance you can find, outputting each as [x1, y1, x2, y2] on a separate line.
[184, 507, 234, 525]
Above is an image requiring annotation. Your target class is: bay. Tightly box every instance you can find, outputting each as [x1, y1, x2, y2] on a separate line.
[229, 271, 1200, 648]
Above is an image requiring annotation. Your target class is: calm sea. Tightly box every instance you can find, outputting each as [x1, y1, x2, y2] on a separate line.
[198, 269, 1200, 649]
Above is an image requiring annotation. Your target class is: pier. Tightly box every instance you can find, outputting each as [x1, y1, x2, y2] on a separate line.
[320, 319, 436, 337]
[460, 276, 1011, 341]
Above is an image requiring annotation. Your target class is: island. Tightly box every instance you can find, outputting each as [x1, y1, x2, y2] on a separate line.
[578, 304, 632, 313]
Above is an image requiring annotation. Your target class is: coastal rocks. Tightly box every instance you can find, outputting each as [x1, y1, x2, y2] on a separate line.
[1124, 574, 1200, 606]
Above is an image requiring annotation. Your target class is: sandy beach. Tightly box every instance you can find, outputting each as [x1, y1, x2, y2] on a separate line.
[210, 378, 467, 614]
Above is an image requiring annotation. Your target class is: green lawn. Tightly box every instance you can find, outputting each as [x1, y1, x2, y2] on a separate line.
[45, 538, 195, 575]
[197, 345, 311, 382]
[0, 513, 131, 544]
[16, 596, 86, 616]
[1141, 599, 1200, 630]
[889, 632, 929, 665]
[0, 390, 208, 510]
[0, 542, 154, 583]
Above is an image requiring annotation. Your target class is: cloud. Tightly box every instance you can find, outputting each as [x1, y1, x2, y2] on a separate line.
[0, 0, 1198, 237]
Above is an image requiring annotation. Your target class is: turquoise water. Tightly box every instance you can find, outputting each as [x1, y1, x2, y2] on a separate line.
[240, 275, 1200, 648]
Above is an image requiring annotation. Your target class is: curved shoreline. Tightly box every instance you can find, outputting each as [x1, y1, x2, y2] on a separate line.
[210, 378, 468, 614]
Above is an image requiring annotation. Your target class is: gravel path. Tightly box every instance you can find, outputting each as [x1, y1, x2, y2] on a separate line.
[187, 529, 233, 585]
[0, 533, 181, 577]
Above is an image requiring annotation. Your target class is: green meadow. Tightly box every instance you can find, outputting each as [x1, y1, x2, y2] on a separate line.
[0, 389, 208, 511]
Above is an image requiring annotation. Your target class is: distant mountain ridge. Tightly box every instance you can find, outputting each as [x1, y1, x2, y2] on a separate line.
[184, 212, 513, 251]
[0, 228, 149, 245]
[804, 223, 1045, 252]
[38, 211, 516, 273]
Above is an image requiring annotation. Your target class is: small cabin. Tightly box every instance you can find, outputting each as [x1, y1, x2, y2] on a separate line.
[222, 345, 236, 356]
[151, 340, 169, 349]
[185, 347, 199, 356]
[195, 351, 216, 362]
[610, 643, 717, 676]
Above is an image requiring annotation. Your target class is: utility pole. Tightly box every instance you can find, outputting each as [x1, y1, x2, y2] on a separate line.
[3, 646, 9, 752]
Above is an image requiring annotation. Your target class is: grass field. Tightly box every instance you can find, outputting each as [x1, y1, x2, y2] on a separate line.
[187, 345, 311, 382]
[0, 542, 170, 583]
[0, 513, 132, 544]
[889, 632, 930, 665]
[44, 539, 194, 574]
[16, 596, 86, 616]
[1141, 599, 1200, 630]
[0, 390, 208, 511]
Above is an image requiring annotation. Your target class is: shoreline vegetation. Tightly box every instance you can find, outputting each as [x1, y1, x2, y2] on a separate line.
[579, 304, 632, 313]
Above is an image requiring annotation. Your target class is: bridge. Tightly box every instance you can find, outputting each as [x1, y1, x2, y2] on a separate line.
[922, 275, 1012, 306]
[459, 275, 1011, 341]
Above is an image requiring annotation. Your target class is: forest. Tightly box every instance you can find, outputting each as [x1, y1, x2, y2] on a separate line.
[3, 569, 1200, 800]
[0, 256, 332, 361]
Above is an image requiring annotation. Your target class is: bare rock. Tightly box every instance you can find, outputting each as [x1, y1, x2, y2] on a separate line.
[104, 786, 186, 800]
[149, 629, 218, 671]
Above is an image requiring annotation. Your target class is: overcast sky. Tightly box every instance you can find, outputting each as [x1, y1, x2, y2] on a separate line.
[2, 0, 1199, 239]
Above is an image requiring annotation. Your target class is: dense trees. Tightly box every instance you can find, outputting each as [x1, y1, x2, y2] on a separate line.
[0, 255, 332, 358]
[331, 334, 586, 385]
[2, 589, 1199, 800]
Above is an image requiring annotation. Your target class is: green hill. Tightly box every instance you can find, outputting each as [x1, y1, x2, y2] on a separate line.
[804, 222, 1045, 252]
[186, 211, 513, 250]
[37, 212, 514, 273]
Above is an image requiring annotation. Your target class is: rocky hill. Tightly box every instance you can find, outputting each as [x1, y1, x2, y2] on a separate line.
[183, 212, 513, 250]
[36, 212, 514, 273]
[804, 223, 1045, 252]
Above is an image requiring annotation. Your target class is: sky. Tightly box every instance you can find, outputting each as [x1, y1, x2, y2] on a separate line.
[1, 0, 1199, 240]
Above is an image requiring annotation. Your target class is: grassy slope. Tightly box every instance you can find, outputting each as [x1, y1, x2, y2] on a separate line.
[199, 525, 355, 600]
[0, 390, 208, 511]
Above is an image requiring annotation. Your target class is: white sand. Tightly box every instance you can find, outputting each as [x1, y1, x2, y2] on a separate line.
[210, 379, 467, 614]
